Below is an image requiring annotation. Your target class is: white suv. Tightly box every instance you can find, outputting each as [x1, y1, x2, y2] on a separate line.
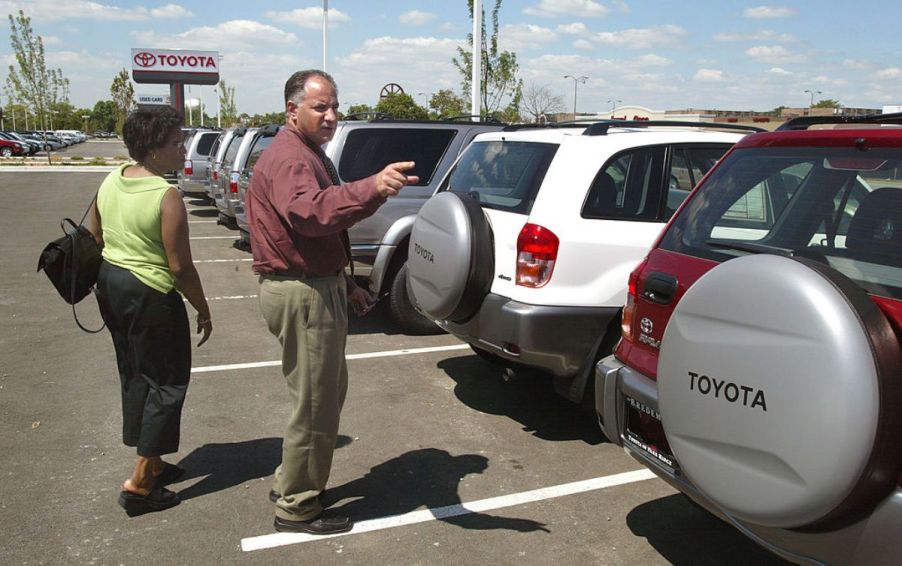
[407, 121, 760, 405]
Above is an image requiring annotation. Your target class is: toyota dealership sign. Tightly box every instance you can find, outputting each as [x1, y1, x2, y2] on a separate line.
[131, 48, 219, 85]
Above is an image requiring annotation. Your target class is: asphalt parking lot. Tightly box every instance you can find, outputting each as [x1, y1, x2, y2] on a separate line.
[1, 169, 792, 565]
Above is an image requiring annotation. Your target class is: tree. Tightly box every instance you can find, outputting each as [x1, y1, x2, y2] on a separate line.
[813, 99, 840, 109]
[344, 103, 376, 120]
[6, 9, 70, 136]
[110, 68, 135, 134]
[217, 80, 237, 126]
[375, 93, 428, 120]
[429, 89, 467, 119]
[520, 83, 564, 123]
[91, 100, 117, 132]
[452, 0, 523, 116]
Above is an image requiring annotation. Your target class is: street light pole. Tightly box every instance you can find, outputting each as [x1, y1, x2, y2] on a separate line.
[81, 114, 90, 133]
[563, 74, 588, 120]
[804, 89, 822, 107]
[607, 98, 622, 116]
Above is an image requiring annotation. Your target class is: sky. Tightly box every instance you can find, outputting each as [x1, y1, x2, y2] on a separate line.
[1, 0, 901, 117]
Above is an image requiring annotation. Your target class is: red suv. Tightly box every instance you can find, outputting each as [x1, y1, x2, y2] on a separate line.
[595, 113, 902, 564]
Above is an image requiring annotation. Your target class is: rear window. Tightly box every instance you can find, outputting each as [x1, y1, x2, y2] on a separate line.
[439, 141, 558, 214]
[223, 133, 246, 167]
[337, 128, 456, 186]
[661, 145, 902, 299]
[246, 135, 275, 172]
[195, 132, 218, 156]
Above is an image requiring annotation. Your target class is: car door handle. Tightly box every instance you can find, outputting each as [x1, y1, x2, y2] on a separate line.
[643, 272, 678, 305]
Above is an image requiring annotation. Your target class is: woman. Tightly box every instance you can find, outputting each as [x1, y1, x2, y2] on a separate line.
[88, 106, 212, 515]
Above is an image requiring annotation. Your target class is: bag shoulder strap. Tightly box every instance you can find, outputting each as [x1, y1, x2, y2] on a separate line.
[70, 191, 105, 334]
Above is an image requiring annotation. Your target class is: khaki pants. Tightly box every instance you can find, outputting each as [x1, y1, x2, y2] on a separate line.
[258, 273, 348, 521]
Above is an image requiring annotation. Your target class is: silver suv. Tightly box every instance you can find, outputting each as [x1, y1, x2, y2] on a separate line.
[177, 128, 220, 198]
[326, 116, 505, 333]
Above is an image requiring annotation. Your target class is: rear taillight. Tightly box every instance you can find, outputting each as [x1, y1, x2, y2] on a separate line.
[183, 159, 193, 175]
[621, 257, 649, 342]
[229, 172, 239, 193]
[516, 223, 559, 287]
[212, 168, 219, 181]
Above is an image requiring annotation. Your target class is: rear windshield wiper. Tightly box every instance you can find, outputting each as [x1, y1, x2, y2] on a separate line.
[706, 240, 794, 257]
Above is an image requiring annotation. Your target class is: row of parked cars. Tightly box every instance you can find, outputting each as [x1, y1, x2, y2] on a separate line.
[179, 114, 902, 563]
[0, 129, 88, 156]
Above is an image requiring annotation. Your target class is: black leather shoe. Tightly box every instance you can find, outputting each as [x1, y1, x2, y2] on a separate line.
[118, 486, 180, 516]
[273, 512, 352, 535]
[154, 463, 185, 486]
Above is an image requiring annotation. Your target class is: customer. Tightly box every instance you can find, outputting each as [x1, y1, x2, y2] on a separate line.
[246, 69, 416, 534]
[87, 106, 212, 516]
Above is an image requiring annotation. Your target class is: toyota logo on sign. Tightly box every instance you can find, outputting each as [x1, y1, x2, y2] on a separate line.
[133, 52, 156, 67]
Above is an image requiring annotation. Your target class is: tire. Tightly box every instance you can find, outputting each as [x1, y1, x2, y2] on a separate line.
[389, 263, 443, 335]
[407, 192, 494, 323]
[658, 254, 902, 531]
[0, 147, 12, 157]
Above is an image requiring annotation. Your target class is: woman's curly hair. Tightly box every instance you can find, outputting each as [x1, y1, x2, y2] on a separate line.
[123, 106, 184, 163]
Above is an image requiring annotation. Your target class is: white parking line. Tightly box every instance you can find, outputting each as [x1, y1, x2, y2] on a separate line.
[193, 258, 253, 263]
[190, 236, 237, 240]
[191, 344, 471, 374]
[188, 220, 218, 224]
[240, 469, 657, 551]
[202, 295, 257, 301]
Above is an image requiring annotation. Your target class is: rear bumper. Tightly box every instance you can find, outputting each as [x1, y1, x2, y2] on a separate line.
[439, 293, 618, 378]
[595, 354, 902, 565]
[178, 177, 208, 196]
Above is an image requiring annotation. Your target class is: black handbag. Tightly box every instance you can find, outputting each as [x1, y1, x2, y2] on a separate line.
[37, 195, 105, 333]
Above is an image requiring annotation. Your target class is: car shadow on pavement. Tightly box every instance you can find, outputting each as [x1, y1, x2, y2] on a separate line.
[188, 207, 219, 218]
[627, 494, 793, 565]
[437, 356, 605, 446]
[173, 435, 355, 502]
[324, 447, 549, 533]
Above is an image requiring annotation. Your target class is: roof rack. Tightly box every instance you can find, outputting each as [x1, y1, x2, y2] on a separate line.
[584, 120, 766, 136]
[775, 112, 902, 131]
[501, 122, 591, 132]
[439, 114, 504, 124]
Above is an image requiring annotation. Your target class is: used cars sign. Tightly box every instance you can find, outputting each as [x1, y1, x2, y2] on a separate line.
[131, 48, 219, 85]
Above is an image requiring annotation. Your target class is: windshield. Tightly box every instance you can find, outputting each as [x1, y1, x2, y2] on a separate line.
[660, 146, 902, 299]
[439, 140, 558, 214]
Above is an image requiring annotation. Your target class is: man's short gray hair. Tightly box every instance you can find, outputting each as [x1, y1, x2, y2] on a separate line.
[284, 70, 338, 105]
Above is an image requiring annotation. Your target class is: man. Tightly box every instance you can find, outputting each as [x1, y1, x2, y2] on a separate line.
[245, 70, 417, 534]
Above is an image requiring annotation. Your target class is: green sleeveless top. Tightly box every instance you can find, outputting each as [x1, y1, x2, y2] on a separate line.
[97, 164, 176, 293]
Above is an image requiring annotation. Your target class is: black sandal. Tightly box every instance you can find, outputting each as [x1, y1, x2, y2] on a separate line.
[118, 485, 180, 516]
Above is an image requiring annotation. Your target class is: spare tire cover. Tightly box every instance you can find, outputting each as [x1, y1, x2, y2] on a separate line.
[658, 254, 902, 530]
[407, 192, 493, 322]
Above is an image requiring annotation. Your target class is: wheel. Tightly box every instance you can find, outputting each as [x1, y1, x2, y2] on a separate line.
[389, 263, 442, 334]
[658, 254, 902, 531]
[0, 147, 12, 157]
[407, 192, 494, 323]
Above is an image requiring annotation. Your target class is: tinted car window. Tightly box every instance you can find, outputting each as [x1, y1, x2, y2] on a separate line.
[660, 146, 902, 299]
[338, 128, 455, 186]
[195, 132, 217, 156]
[584, 146, 665, 220]
[246, 135, 275, 171]
[440, 141, 558, 214]
[223, 133, 245, 167]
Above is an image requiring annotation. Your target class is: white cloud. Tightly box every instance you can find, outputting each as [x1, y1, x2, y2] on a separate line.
[876, 67, 902, 79]
[524, 0, 609, 18]
[593, 25, 688, 49]
[0, 1, 192, 21]
[150, 4, 191, 18]
[501, 24, 557, 51]
[556, 22, 587, 34]
[743, 6, 796, 19]
[694, 68, 725, 82]
[264, 7, 350, 29]
[714, 30, 796, 42]
[573, 39, 593, 50]
[131, 20, 298, 51]
[745, 45, 804, 63]
[634, 54, 672, 67]
[768, 67, 792, 75]
[842, 59, 871, 70]
[42, 35, 62, 45]
[399, 10, 435, 26]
